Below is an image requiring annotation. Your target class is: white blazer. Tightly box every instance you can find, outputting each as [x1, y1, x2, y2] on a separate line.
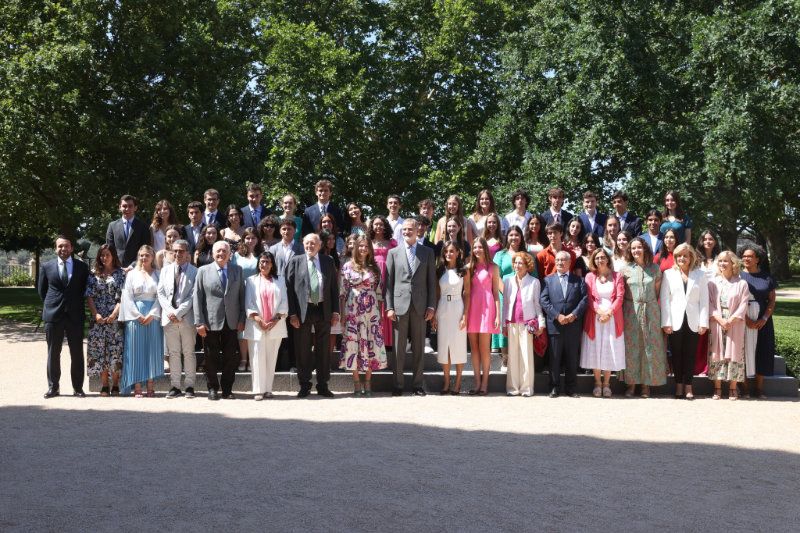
[660, 268, 709, 332]
[243, 274, 289, 341]
[502, 273, 545, 326]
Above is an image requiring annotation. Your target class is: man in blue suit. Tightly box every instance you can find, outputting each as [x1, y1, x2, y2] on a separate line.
[540, 187, 573, 228]
[641, 209, 664, 255]
[241, 183, 270, 229]
[38, 236, 90, 398]
[301, 179, 345, 237]
[184, 201, 205, 254]
[578, 190, 608, 238]
[540, 251, 588, 398]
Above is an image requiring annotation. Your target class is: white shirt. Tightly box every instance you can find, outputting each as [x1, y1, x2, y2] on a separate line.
[204, 210, 219, 226]
[505, 210, 531, 232]
[58, 257, 73, 281]
[583, 210, 597, 231]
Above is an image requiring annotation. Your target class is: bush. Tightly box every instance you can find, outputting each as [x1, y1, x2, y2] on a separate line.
[0, 271, 34, 287]
[774, 300, 800, 378]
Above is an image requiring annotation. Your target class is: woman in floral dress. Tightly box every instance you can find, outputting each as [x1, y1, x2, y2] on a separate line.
[339, 236, 387, 396]
[85, 244, 125, 396]
[622, 237, 667, 398]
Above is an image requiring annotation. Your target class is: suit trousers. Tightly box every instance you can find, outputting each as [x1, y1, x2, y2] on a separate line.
[506, 323, 534, 396]
[45, 318, 84, 391]
[294, 303, 331, 390]
[392, 307, 426, 389]
[164, 320, 197, 389]
[204, 324, 238, 394]
[548, 326, 581, 394]
[248, 338, 281, 394]
[668, 318, 699, 386]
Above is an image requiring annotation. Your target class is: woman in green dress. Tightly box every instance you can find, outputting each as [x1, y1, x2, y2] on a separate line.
[622, 237, 667, 398]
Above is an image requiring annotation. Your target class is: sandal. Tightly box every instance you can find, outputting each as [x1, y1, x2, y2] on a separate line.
[146, 390, 156, 398]
[237, 361, 247, 372]
[641, 386, 650, 399]
[685, 392, 694, 400]
[134, 390, 144, 398]
[468, 389, 479, 396]
[712, 388, 722, 400]
[364, 381, 372, 398]
[450, 389, 460, 396]
[602, 386, 612, 398]
[100, 386, 110, 397]
[729, 388, 738, 401]
[625, 385, 636, 398]
[756, 389, 767, 400]
[353, 381, 364, 397]
[592, 383, 602, 398]
[110, 385, 120, 396]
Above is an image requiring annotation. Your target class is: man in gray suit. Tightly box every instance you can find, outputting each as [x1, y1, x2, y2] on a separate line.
[157, 239, 198, 399]
[286, 233, 340, 397]
[269, 218, 304, 279]
[385, 218, 437, 396]
[193, 241, 246, 400]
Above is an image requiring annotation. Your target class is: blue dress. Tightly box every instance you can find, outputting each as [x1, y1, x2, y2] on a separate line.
[659, 215, 692, 244]
[740, 270, 776, 376]
[118, 270, 164, 393]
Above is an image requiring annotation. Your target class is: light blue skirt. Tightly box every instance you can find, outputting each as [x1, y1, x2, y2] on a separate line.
[120, 300, 164, 393]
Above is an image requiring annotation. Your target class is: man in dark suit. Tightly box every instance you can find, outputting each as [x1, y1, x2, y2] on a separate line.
[241, 183, 270, 229]
[193, 241, 246, 400]
[540, 251, 588, 398]
[301, 179, 344, 236]
[611, 190, 643, 236]
[286, 233, 340, 397]
[38, 235, 90, 398]
[202, 188, 226, 229]
[578, 190, 608, 238]
[384, 219, 437, 396]
[540, 186, 573, 229]
[105, 194, 152, 270]
[184, 201, 205, 254]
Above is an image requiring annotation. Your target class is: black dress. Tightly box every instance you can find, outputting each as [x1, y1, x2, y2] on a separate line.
[740, 270, 776, 376]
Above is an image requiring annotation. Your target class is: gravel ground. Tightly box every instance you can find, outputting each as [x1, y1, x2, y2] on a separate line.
[1, 320, 799, 532]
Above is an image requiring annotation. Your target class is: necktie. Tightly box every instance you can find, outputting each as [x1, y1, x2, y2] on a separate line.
[320, 204, 326, 216]
[309, 259, 320, 304]
[554, 212, 560, 224]
[406, 245, 415, 275]
[172, 265, 182, 307]
[251, 209, 258, 226]
[123, 220, 130, 241]
[560, 274, 568, 299]
[60, 261, 69, 285]
[219, 268, 227, 291]
[207, 213, 214, 225]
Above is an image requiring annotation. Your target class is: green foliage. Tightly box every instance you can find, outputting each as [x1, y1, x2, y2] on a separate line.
[0, 271, 34, 287]
[774, 300, 800, 378]
[0, 287, 40, 323]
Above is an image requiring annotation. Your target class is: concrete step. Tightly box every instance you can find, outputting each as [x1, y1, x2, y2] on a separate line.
[90, 370, 799, 397]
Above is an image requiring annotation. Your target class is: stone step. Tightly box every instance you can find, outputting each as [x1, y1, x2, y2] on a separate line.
[90, 370, 798, 397]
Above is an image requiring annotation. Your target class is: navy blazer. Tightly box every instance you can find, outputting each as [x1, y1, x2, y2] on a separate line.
[541, 209, 574, 229]
[301, 203, 345, 237]
[202, 211, 227, 229]
[578, 212, 608, 237]
[617, 212, 643, 237]
[241, 204, 270, 229]
[105, 217, 152, 268]
[38, 258, 90, 324]
[640, 232, 664, 256]
[184, 222, 206, 254]
[539, 272, 588, 335]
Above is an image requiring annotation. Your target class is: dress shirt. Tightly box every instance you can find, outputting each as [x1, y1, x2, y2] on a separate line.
[205, 210, 220, 226]
[584, 211, 597, 231]
[58, 257, 74, 282]
[316, 203, 329, 216]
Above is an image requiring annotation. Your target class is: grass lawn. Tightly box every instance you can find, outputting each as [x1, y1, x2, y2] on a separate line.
[778, 276, 800, 290]
[774, 299, 799, 377]
[0, 287, 41, 324]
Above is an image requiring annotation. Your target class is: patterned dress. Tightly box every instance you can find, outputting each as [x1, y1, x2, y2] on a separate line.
[707, 278, 746, 382]
[84, 269, 125, 376]
[339, 263, 388, 371]
[372, 239, 397, 347]
[622, 263, 667, 385]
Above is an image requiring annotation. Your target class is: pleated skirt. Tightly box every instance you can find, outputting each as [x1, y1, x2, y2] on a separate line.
[120, 300, 164, 393]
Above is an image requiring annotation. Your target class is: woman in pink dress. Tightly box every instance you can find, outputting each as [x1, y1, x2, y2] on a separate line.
[369, 215, 397, 349]
[482, 212, 504, 260]
[466, 237, 502, 395]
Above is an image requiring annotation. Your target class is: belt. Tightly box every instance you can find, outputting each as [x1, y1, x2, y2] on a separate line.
[443, 295, 462, 302]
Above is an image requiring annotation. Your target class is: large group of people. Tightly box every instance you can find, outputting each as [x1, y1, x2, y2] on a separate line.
[38, 182, 780, 401]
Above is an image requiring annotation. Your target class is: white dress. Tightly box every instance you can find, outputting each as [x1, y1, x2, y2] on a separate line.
[435, 269, 468, 365]
[580, 279, 625, 371]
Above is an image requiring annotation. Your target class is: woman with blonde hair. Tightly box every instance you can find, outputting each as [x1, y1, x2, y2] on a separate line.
[434, 194, 477, 244]
[660, 243, 709, 399]
[707, 251, 750, 400]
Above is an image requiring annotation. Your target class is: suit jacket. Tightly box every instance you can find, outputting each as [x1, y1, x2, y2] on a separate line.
[384, 241, 437, 316]
[269, 240, 305, 279]
[285, 253, 339, 323]
[157, 262, 198, 327]
[660, 268, 709, 333]
[193, 262, 246, 330]
[38, 258, 90, 323]
[540, 272, 588, 335]
[301, 203, 345, 236]
[578, 211, 608, 237]
[184, 222, 206, 254]
[105, 217, 152, 268]
[241, 204, 270, 229]
[641, 232, 664, 256]
[617, 212, 643, 236]
[243, 274, 289, 341]
[541, 209, 573, 229]
[203, 211, 227, 229]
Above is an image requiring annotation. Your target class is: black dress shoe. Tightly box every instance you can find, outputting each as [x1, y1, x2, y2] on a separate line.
[412, 388, 427, 397]
[184, 387, 195, 399]
[317, 388, 334, 398]
[548, 388, 559, 398]
[166, 387, 182, 399]
[222, 392, 236, 400]
[567, 392, 579, 398]
[391, 388, 403, 397]
[73, 390, 86, 398]
[44, 388, 60, 399]
[208, 390, 220, 401]
[297, 388, 311, 398]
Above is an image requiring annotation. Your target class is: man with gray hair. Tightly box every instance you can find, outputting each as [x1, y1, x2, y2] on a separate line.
[194, 240, 246, 400]
[157, 239, 198, 398]
[540, 250, 588, 398]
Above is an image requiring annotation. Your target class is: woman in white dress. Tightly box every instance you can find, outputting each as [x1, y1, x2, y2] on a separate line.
[244, 251, 288, 400]
[580, 248, 625, 398]
[432, 241, 470, 395]
[149, 199, 177, 252]
[501, 251, 544, 397]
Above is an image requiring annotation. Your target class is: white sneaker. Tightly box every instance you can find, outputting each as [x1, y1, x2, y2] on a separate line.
[500, 365, 508, 373]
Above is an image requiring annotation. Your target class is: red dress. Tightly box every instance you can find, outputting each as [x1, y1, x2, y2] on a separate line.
[372, 239, 397, 346]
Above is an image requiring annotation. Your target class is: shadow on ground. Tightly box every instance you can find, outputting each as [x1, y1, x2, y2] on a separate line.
[1, 406, 798, 532]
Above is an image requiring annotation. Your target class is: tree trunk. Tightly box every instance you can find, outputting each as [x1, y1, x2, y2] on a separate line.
[763, 226, 790, 280]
